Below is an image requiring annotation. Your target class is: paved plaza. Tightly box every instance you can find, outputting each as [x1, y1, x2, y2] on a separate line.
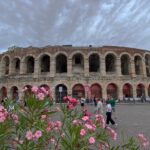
[87, 103, 150, 145]
[54, 103, 150, 146]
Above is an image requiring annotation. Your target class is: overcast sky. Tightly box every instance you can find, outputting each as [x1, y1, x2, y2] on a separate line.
[0, 0, 150, 52]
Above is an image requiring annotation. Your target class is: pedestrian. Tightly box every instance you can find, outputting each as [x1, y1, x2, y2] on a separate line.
[107, 95, 117, 119]
[95, 98, 103, 114]
[80, 96, 86, 110]
[93, 96, 97, 107]
[105, 102, 117, 128]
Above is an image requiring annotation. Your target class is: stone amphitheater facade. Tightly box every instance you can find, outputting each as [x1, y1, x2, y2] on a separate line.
[0, 45, 150, 102]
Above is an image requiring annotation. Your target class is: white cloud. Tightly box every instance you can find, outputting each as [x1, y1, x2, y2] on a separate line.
[0, 0, 150, 51]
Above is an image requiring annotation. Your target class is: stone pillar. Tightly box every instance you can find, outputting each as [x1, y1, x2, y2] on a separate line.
[20, 60, 25, 74]
[50, 57, 55, 77]
[132, 83, 137, 98]
[7, 89, 11, 99]
[84, 57, 89, 77]
[101, 57, 106, 76]
[34, 59, 40, 78]
[142, 58, 147, 77]
[130, 58, 136, 78]
[67, 59, 72, 77]
[0, 61, 4, 76]
[144, 85, 148, 97]
[116, 58, 122, 76]
[102, 85, 107, 100]
[9, 61, 13, 75]
[118, 85, 123, 100]
[51, 88, 55, 103]
[68, 89, 72, 96]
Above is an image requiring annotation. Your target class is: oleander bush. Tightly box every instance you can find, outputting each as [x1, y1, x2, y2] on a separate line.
[0, 86, 149, 150]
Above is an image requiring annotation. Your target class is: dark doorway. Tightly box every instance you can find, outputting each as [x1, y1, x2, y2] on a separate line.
[55, 84, 67, 103]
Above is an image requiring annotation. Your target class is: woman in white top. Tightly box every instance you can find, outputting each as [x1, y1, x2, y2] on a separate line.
[106, 103, 116, 126]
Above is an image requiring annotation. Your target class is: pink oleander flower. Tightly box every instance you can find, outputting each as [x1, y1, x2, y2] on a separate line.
[0, 116, 6, 123]
[40, 87, 48, 95]
[69, 98, 78, 106]
[55, 106, 60, 112]
[0, 105, 4, 111]
[80, 129, 86, 136]
[26, 131, 33, 140]
[11, 114, 19, 124]
[106, 127, 117, 141]
[37, 92, 45, 101]
[85, 123, 96, 131]
[31, 86, 38, 93]
[82, 116, 89, 121]
[67, 103, 74, 109]
[50, 138, 56, 144]
[95, 114, 105, 128]
[34, 130, 42, 139]
[56, 121, 62, 128]
[0, 105, 8, 123]
[46, 127, 51, 132]
[41, 115, 47, 121]
[63, 96, 78, 109]
[88, 137, 95, 144]
[137, 133, 149, 148]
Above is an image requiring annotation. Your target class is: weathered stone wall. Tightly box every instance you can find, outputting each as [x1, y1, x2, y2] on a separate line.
[0, 45, 150, 101]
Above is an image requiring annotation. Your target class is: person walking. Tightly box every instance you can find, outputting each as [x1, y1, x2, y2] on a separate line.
[80, 96, 86, 110]
[107, 96, 117, 119]
[93, 96, 97, 107]
[95, 98, 103, 114]
[105, 102, 117, 128]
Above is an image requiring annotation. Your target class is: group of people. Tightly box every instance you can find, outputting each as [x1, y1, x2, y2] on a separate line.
[80, 95, 117, 128]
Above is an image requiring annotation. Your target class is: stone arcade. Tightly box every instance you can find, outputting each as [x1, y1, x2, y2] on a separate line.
[0, 45, 150, 102]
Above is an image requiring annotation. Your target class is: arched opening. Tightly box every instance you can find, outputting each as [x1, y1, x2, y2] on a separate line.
[105, 54, 116, 73]
[56, 54, 67, 73]
[121, 55, 130, 75]
[40, 55, 50, 72]
[72, 54, 84, 73]
[0, 86, 7, 101]
[122, 83, 133, 97]
[145, 54, 150, 77]
[26, 56, 34, 73]
[90, 83, 102, 98]
[10, 86, 19, 101]
[148, 85, 150, 97]
[2, 56, 10, 75]
[72, 84, 85, 98]
[136, 84, 145, 97]
[89, 54, 100, 72]
[55, 84, 67, 103]
[12, 58, 20, 74]
[107, 83, 118, 99]
[134, 56, 143, 75]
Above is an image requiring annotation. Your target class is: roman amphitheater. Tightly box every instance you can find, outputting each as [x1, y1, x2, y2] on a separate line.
[0, 45, 150, 102]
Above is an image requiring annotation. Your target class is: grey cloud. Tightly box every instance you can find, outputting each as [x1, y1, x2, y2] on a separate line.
[0, 0, 150, 52]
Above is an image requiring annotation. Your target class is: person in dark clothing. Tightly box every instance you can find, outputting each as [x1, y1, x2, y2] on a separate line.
[93, 96, 97, 106]
[105, 101, 117, 128]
